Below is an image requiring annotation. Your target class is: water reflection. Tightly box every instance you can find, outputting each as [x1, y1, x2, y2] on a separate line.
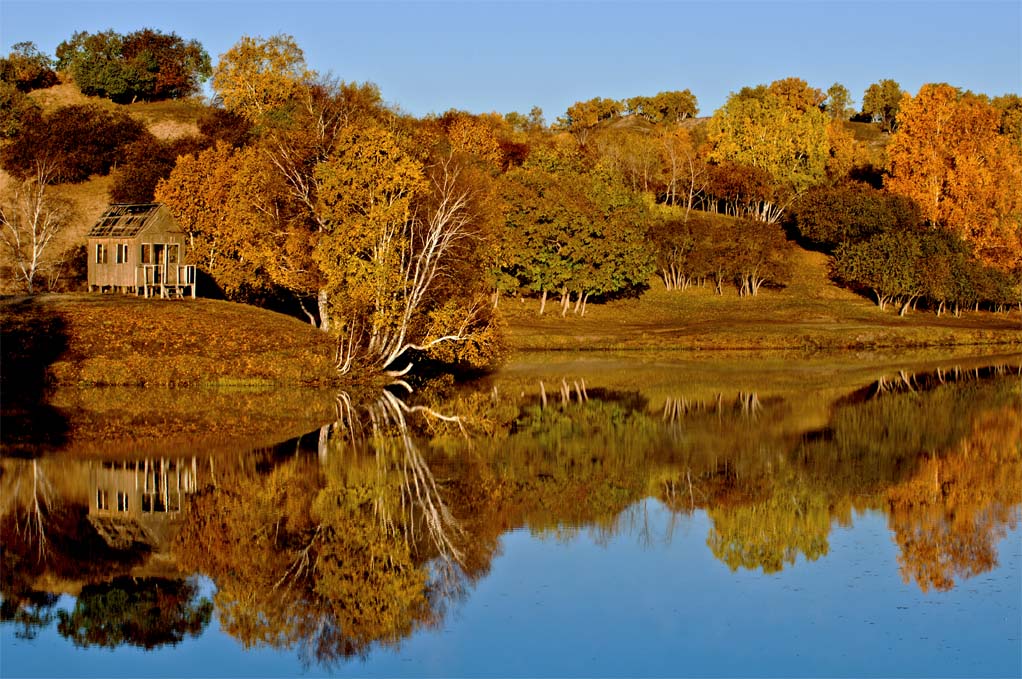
[1, 357, 1020, 667]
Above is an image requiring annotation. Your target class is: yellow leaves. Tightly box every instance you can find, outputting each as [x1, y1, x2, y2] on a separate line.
[886, 84, 1022, 272]
[212, 35, 314, 122]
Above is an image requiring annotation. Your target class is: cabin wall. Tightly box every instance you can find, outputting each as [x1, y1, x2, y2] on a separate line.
[87, 236, 140, 288]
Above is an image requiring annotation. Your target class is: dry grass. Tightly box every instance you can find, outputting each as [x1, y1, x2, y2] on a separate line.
[1, 293, 343, 387]
[501, 248, 1022, 352]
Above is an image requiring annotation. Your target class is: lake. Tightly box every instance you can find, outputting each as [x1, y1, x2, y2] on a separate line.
[2, 351, 1020, 677]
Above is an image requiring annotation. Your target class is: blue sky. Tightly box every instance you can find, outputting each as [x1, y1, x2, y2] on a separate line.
[1, 0, 1019, 121]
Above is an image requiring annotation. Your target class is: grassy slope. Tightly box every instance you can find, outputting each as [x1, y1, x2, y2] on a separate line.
[502, 247, 1022, 352]
[0, 78, 205, 293]
[1, 293, 340, 387]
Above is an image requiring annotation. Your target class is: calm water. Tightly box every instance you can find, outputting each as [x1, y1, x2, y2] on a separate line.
[2, 353, 1021, 677]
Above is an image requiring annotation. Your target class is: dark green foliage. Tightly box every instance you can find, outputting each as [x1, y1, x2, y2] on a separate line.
[0, 42, 58, 92]
[56, 28, 211, 103]
[832, 231, 922, 311]
[108, 135, 207, 203]
[0, 104, 149, 182]
[498, 161, 654, 306]
[57, 577, 213, 649]
[833, 227, 1016, 314]
[0, 81, 42, 140]
[789, 183, 922, 249]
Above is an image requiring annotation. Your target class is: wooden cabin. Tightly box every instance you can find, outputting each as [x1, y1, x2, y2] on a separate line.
[87, 203, 196, 298]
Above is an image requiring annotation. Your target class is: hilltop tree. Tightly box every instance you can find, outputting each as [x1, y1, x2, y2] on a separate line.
[56, 28, 210, 103]
[886, 83, 1022, 273]
[706, 79, 830, 216]
[824, 83, 852, 121]
[212, 34, 314, 121]
[0, 82, 41, 140]
[0, 42, 58, 92]
[861, 79, 904, 132]
[625, 90, 699, 124]
[557, 97, 622, 147]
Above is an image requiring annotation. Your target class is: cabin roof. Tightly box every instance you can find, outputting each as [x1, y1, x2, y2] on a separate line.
[88, 203, 166, 238]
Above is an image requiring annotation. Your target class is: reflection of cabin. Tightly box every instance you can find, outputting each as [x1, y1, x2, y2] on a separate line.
[87, 203, 196, 298]
[88, 457, 200, 549]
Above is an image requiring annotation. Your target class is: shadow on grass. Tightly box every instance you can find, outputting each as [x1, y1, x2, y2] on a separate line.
[1, 297, 70, 454]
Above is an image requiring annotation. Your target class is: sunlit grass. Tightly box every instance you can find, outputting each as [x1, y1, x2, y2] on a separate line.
[2, 293, 341, 387]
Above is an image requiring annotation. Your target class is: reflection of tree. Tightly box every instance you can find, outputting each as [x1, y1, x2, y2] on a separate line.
[706, 471, 831, 574]
[885, 405, 1022, 592]
[172, 390, 466, 666]
[0, 590, 59, 641]
[57, 576, 212, 649]
[1, 458, 56, 561]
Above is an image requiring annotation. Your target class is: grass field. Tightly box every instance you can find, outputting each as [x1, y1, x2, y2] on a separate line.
[500, 248, 1021, 352]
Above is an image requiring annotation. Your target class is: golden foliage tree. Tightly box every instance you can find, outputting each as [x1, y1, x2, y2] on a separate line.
[886, 83, 1022, 272]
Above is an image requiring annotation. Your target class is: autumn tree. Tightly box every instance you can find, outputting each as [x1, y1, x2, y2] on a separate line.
[0, 42, 58, 92]
[625, 90, 699, 124]
[886, 83, 1022, 273]
[0, 104, 149, 183]
[824, 82, 852, 121]
[557, 97, 622, 147]
[0, 163, 75, 293]
[56, 28, 211, 102]
[706, 79, 830, 219]
[861, 79, 904, 132]
[154, 141, 269, 299]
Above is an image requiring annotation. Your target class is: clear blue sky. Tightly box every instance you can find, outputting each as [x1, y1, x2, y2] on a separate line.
[1, 0, 1019, 121]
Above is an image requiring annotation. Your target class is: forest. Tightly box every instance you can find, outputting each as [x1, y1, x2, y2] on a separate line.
[1, 30, 1020, 375]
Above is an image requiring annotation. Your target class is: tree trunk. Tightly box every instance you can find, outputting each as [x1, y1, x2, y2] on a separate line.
[539, 289, 547, 315]
[317, 289, 331, 332]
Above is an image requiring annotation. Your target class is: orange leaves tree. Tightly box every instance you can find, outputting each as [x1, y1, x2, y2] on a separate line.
[886, 83, 1022, 275]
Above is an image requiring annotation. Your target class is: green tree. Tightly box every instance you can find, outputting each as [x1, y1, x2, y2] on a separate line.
[56, 28, 210, 103]
[861, 78, 904, 132]
[832, 231, 923, 313]
[789, 183, 922, 249]
[57, 577, 213, 649]
[824, 82, 853, 121]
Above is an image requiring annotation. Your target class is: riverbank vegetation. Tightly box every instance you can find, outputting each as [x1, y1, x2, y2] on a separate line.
[1, 31, 1020, 380]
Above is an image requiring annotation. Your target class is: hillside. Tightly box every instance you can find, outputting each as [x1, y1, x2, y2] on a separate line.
[0, 76, 206, 294]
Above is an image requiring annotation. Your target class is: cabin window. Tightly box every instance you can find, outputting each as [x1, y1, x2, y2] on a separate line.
[115, 243, 128, 264]
[96, 489, 109, 510]
[95, 243, 108, 264]
[117, 492, 129, 512]
[140, 244, 152, 264]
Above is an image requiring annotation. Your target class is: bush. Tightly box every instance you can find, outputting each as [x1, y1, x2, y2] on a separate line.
[0, 104, 149, 182]
[789, 183, 921, 249]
